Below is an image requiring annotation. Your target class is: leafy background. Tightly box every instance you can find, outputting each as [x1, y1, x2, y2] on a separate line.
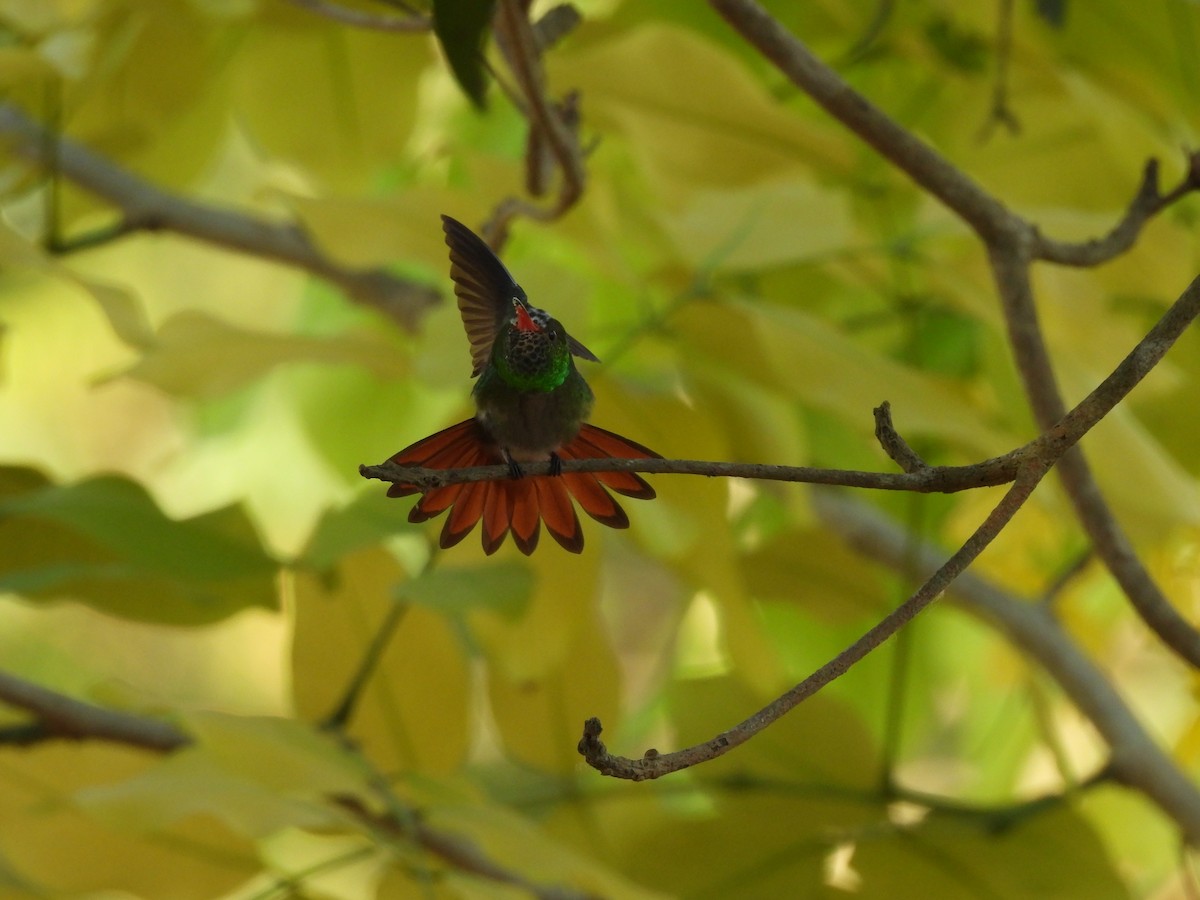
[1, 0, 1199, 896]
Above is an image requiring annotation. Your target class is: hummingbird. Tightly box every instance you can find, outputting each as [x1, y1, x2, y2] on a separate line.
[383, 215, 660, 555]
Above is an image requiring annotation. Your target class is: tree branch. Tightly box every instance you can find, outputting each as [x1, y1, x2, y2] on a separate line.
[0, 668, 187, 752]
[0, 103, 440, 331]
[360, 452, 1020, 494]
[334, 794, 595, 900]
[989, 226, 1200, 669]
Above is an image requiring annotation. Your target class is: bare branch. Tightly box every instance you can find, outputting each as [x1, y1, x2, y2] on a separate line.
[365, 266, 1200, 501]
[0, 668, 188, 752]
[1035, 152, 1200, 266]
[708, 0, 1200, 254]
[360, 453, 1019, 494]
[873, 401, 928, 473]
[0, 103, 440, 331]
[357, 444, 1032, 494]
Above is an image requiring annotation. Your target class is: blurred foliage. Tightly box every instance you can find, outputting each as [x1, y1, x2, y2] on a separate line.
[433, 0, 497, 109]
[0, 0, 1199, 896]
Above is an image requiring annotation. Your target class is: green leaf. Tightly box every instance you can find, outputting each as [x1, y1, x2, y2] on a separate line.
[740, 526, 891, 625]
[396, 562, 534, 620]
[0, 744, 256, 900]
[1036, 0, 1068, 27]
[300, 489, 410, 572]
[662, 177, 855, 271]
[923, 15, 989, 74]
[433, 0, 496, 109]
[77, 713, 368, 838]
[292, 549, 473, 776]
[669, 675, 879, 789]
[0, 467, 278, 624]
[0, 220, 155, 350]
[900, 303, 984, 379]
[230, 16, 431, 192]
[110, 310, 409, 400]
[854, 805, 1127, 899]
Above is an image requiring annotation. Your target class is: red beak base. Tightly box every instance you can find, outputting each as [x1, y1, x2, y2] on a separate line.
[513, 299, 540, 333]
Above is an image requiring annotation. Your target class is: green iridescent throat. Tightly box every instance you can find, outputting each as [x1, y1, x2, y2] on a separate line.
[492, 329, 571, 392]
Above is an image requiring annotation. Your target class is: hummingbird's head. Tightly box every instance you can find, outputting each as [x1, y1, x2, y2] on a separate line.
[496, 297, 572, 391]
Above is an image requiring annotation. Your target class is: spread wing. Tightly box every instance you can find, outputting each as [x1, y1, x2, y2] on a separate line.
[441, 215, 600, 377]
[442, 215, 523, 377]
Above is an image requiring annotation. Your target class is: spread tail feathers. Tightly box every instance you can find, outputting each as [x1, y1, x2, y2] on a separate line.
[386, 419, 659, 554]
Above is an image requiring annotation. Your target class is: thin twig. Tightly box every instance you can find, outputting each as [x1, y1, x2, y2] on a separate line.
[1035, 152, 1200, 266]
[0, 103, 440, 331]
[978, 0, 1021, 140]
[874, 400, 928, 473]
[335, 794, 597, 900]
[889, 765, 1114, 830]
[1039, 549, 1093, 607]
[320, 601, 410, 730]
[360, 453, 1020, 493]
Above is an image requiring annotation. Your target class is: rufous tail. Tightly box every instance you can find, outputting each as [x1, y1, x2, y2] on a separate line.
[386, 419, 658, 554]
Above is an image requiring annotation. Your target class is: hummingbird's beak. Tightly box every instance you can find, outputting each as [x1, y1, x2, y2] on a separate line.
[512, 297, 540, 333]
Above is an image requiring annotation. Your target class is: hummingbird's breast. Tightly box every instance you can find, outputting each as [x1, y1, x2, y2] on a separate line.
[473, 367, 595, 460]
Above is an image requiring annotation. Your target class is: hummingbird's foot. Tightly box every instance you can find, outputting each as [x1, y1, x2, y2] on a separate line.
[549, 452, 563, 476]
[502, 450, 524, 480]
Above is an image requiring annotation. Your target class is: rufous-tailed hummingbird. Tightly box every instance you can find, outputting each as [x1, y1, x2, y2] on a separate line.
[384, 215, 660, 554]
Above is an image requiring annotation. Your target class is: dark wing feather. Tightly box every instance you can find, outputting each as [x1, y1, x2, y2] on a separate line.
[442, 215, 526, 377]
